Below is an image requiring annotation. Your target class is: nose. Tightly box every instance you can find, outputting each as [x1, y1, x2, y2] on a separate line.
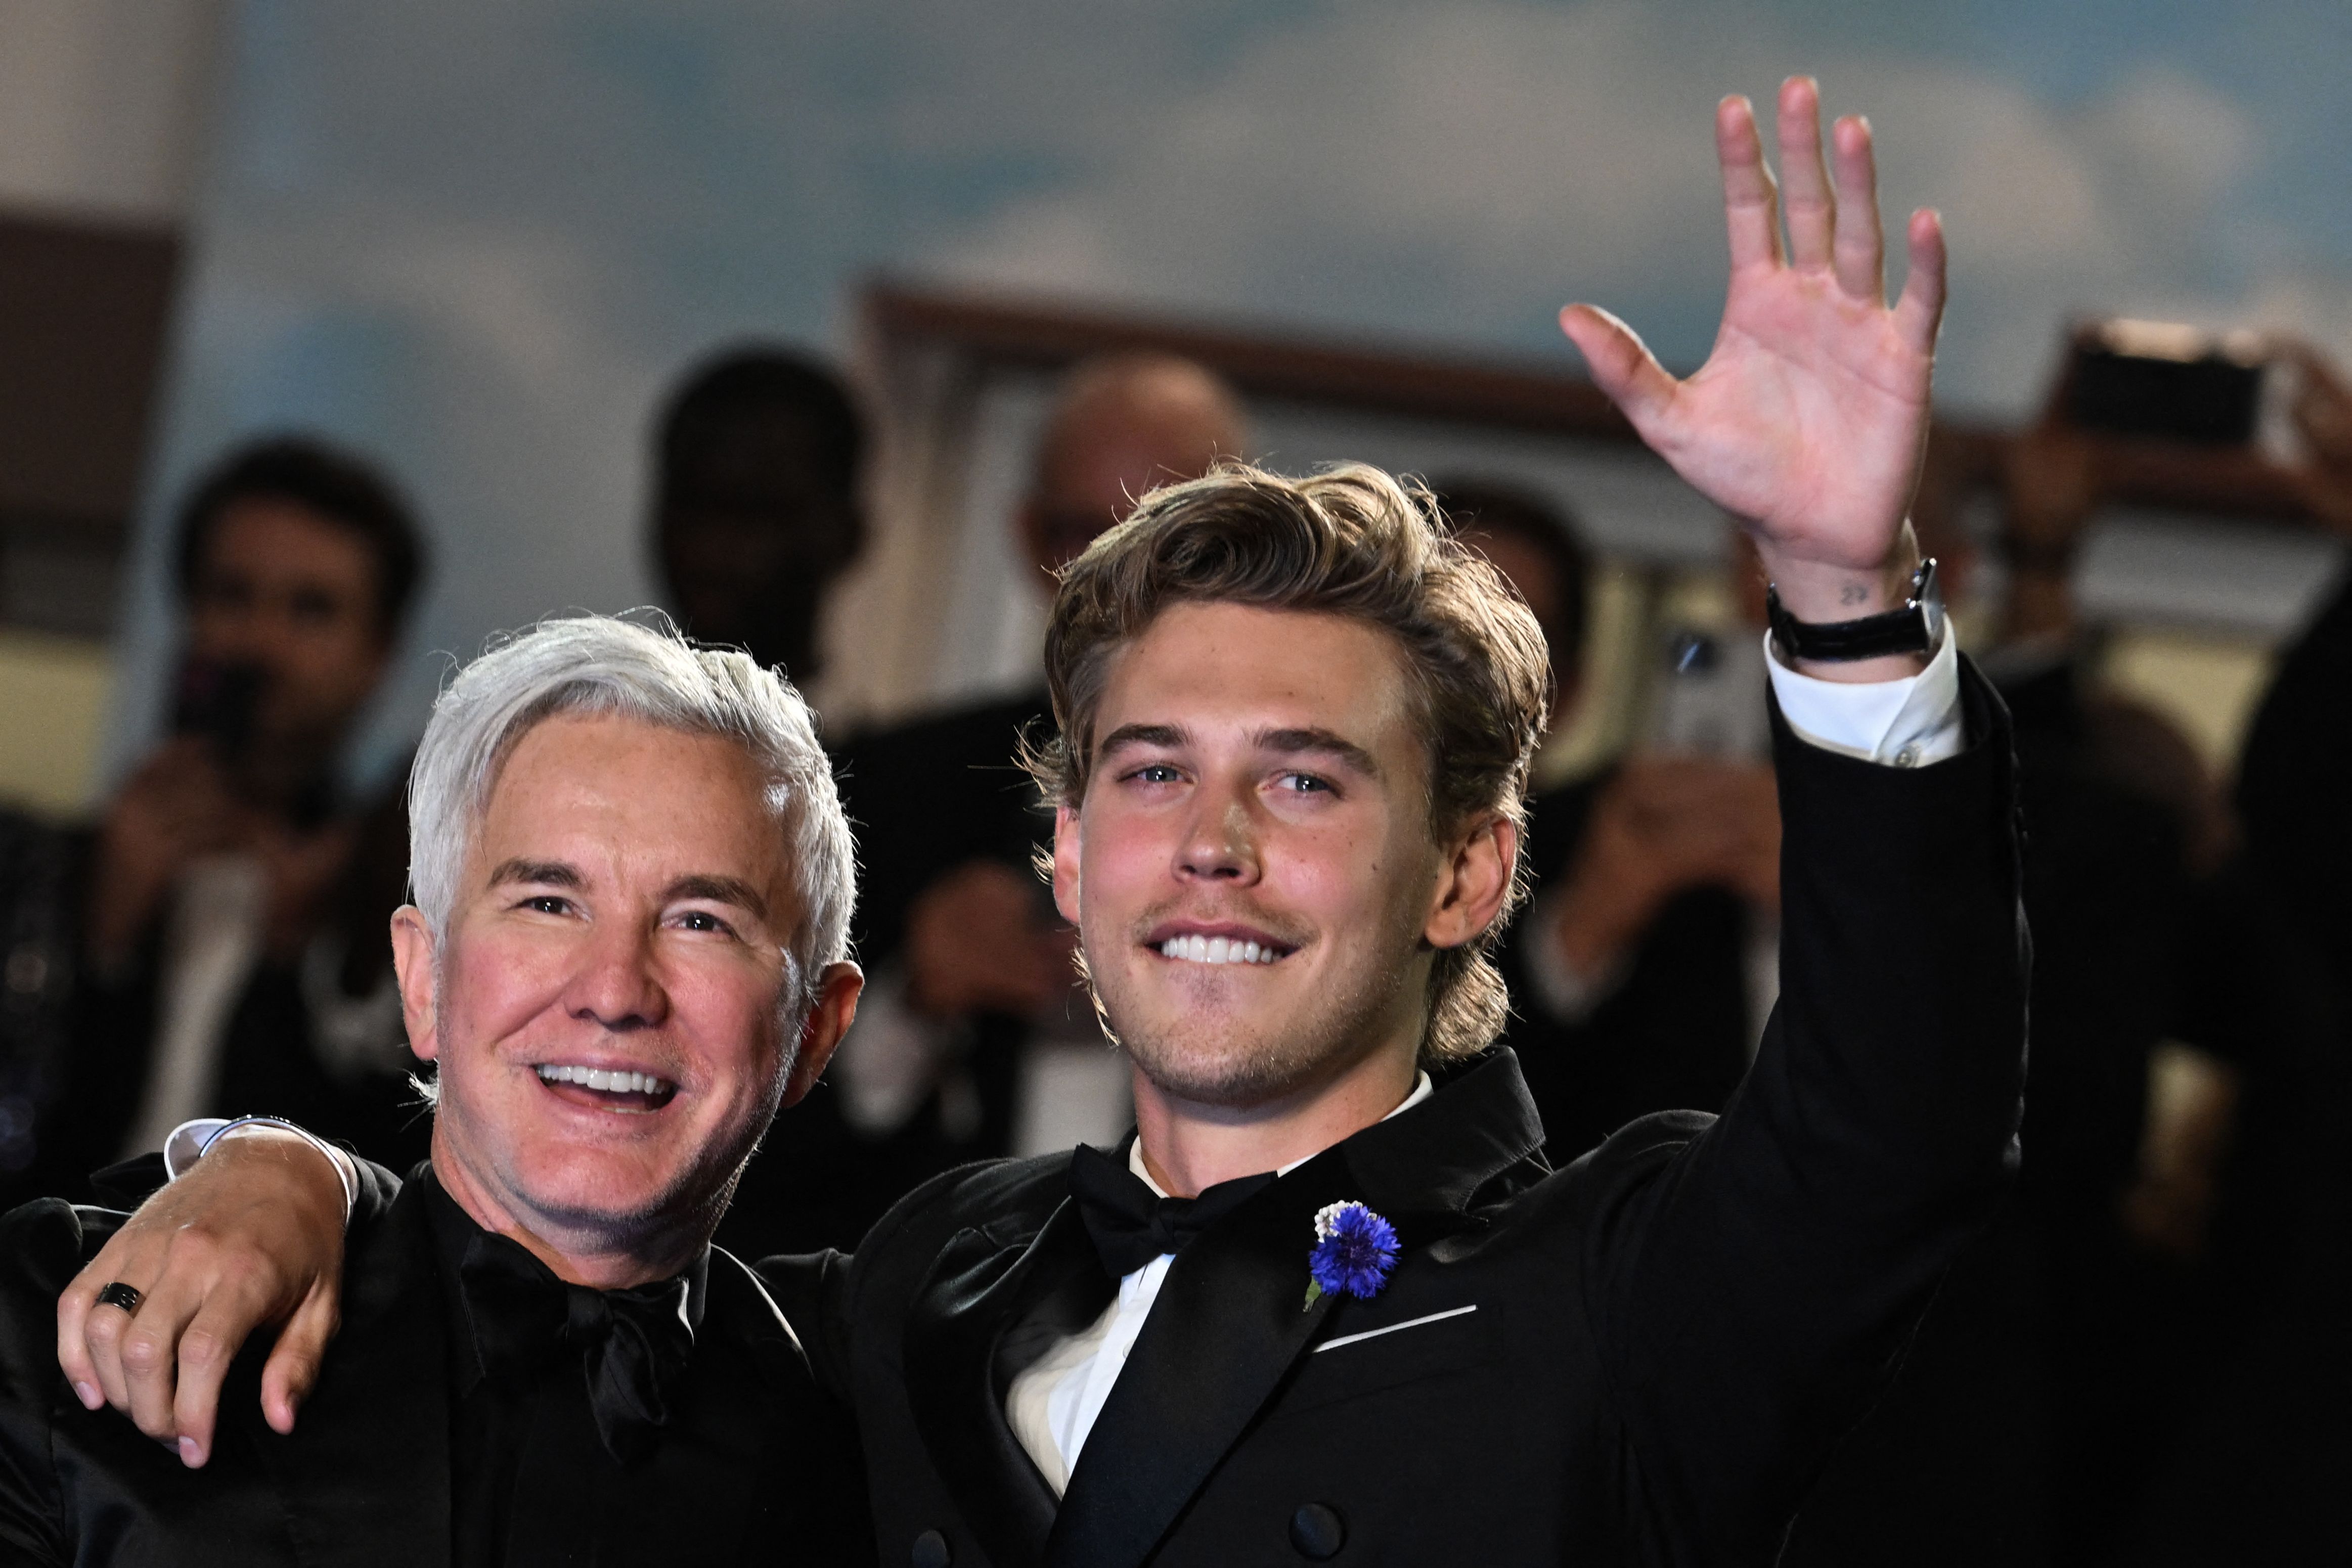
[563, 918, 671, 1033]
[1175, 783, 1261, 885]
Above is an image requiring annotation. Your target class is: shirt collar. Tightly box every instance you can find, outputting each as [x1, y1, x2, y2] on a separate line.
[1128, 1070, 1436, 1197]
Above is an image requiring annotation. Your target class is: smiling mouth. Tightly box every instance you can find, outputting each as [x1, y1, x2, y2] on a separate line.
[1153, 934, 1291, 966]
[533, 1063, 679, 1112]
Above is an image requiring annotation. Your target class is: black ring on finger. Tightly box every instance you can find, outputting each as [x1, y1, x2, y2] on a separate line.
[96, 1281, 144, 1315]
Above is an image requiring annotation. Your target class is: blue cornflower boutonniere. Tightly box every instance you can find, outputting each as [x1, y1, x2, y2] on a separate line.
[1304, 1201, 1400, 1310]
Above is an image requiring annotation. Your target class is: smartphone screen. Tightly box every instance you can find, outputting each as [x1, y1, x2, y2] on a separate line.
[2067, 321, 2266, 444]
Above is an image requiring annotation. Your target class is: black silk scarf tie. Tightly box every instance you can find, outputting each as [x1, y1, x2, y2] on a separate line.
[457, 1232, 696, 1466]
[1068, 1142, 1277, 1280]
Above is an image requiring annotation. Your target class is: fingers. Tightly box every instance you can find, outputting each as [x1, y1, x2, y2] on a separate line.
[56, 1134, 348, 1465]
[1715, 95, 1782, 273]
[69, 1256, 161, 1419]
[260, 1280, 340, 1436]
[1830, 114, 1885, 302]
[170, 1273, 287, 1464]
[1893, 207, 1948, 353]
[113, 1266, 210, 1448]
[1774, 77, 1835, 273]
[57, 1271, 107, 1413]
[1559, 304, 1678, 431]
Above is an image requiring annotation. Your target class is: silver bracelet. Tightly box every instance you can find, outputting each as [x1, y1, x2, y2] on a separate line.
[159, 1115, 358, 1225]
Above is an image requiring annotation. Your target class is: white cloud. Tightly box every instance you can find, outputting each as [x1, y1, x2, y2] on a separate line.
[929, 1, 2330, 415]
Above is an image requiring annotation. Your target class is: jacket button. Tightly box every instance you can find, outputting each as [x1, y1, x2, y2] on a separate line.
[911, 1529, 952, 1568]
[1289, 1503, 1346, 1559]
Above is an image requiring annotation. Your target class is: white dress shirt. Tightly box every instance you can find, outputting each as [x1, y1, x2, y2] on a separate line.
[122, 856, 269, 1158]
[1002, 632, 1965, 1491]
[1005, 1073, 1437, 1495]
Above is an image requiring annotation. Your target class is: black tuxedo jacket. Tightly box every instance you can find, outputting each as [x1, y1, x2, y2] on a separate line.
[765, 665, 2028, 1567]
[0, 1163, 873, 1566]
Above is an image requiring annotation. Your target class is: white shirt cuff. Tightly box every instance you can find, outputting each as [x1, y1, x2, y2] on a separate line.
[161, 1115, 358, 1223]
[1760, 623, 1964, 768]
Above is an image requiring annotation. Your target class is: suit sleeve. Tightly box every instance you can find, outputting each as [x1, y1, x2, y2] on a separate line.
[345, 1155, 403, 1226]
[1587, 657, 2028, 1556]
[0, 1199, 126, 1564]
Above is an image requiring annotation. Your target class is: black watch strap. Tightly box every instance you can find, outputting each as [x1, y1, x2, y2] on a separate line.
[1766, 558, 1942, 663]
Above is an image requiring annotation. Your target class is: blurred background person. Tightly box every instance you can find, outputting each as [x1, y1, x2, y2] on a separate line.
[2127, 346, 2352, 1566]
[1453, 428, 2271, 1563]
[1787, 340, 2352, 1567]
[1447, 479, 1780, 1166]
[29, 438, 428, 1201]
[651, 344, 868, 688]
[635, 340, 877, 1258]
[735, 351, 1249, 1257]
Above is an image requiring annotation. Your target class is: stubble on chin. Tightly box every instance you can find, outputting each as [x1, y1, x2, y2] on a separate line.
[442, 1082, 768, 1265]
[1099, 953, 1415, 1112]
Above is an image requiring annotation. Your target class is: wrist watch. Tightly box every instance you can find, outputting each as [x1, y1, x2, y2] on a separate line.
[1766, 557, 1943, 663]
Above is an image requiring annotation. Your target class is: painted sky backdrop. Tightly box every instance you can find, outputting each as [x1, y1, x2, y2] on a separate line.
[111, 0, 2352, 776]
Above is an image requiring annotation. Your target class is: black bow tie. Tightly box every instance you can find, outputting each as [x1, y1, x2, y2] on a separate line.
[1068, 1142, 1277, 1280]
[457, 1232, 698, 1466]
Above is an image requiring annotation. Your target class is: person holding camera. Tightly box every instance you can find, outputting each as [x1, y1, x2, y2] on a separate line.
[40, 438, 429, 1197]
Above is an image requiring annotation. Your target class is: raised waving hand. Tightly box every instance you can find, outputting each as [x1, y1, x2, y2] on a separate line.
[1561, 77, 1946, 657]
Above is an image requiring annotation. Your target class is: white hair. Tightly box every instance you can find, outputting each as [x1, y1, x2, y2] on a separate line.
[407, 613, 853, 1024]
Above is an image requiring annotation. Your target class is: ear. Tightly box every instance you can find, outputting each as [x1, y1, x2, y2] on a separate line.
[1050, 802, 1083, 926]
[1423, 814, 1518, 951]
[780, 961, 865, 1108]
[390, 905, 440, 1062]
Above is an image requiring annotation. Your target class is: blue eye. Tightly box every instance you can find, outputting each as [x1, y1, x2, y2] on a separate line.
[1132, 764, 1182, 784]
[1278, 773, 1331, 794]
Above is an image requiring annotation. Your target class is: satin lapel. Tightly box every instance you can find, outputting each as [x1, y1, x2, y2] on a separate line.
[904, 1195, 1107, 1568]
[1044, 1150, 1357, 1568]
[1343, 1048, 1550, 1222]
[246, 1184, 452, 1568]
[1041, 1052, 1550, 1568]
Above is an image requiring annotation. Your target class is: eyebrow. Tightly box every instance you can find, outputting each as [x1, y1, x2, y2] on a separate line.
[489, 858, 582, 889]
[487, 861, 770, 920]
[1097, 723, 1186, 759]
[1095, 722, 1382, 780]
[664, 874, 770, 920]
[1254, 726, 1382, 780]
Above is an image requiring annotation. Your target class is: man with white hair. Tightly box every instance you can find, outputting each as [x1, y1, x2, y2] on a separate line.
[0, 616, 873, 1564]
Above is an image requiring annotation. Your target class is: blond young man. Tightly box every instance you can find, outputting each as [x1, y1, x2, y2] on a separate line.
[57, 80, 2021, 1564]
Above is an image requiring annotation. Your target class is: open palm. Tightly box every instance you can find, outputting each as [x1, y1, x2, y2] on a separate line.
[1562, 78, 1946, 601]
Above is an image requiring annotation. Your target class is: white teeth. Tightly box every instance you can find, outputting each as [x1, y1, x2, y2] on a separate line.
[535, 1063, 674, 1097]
[1157, 936, 1285, 965]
